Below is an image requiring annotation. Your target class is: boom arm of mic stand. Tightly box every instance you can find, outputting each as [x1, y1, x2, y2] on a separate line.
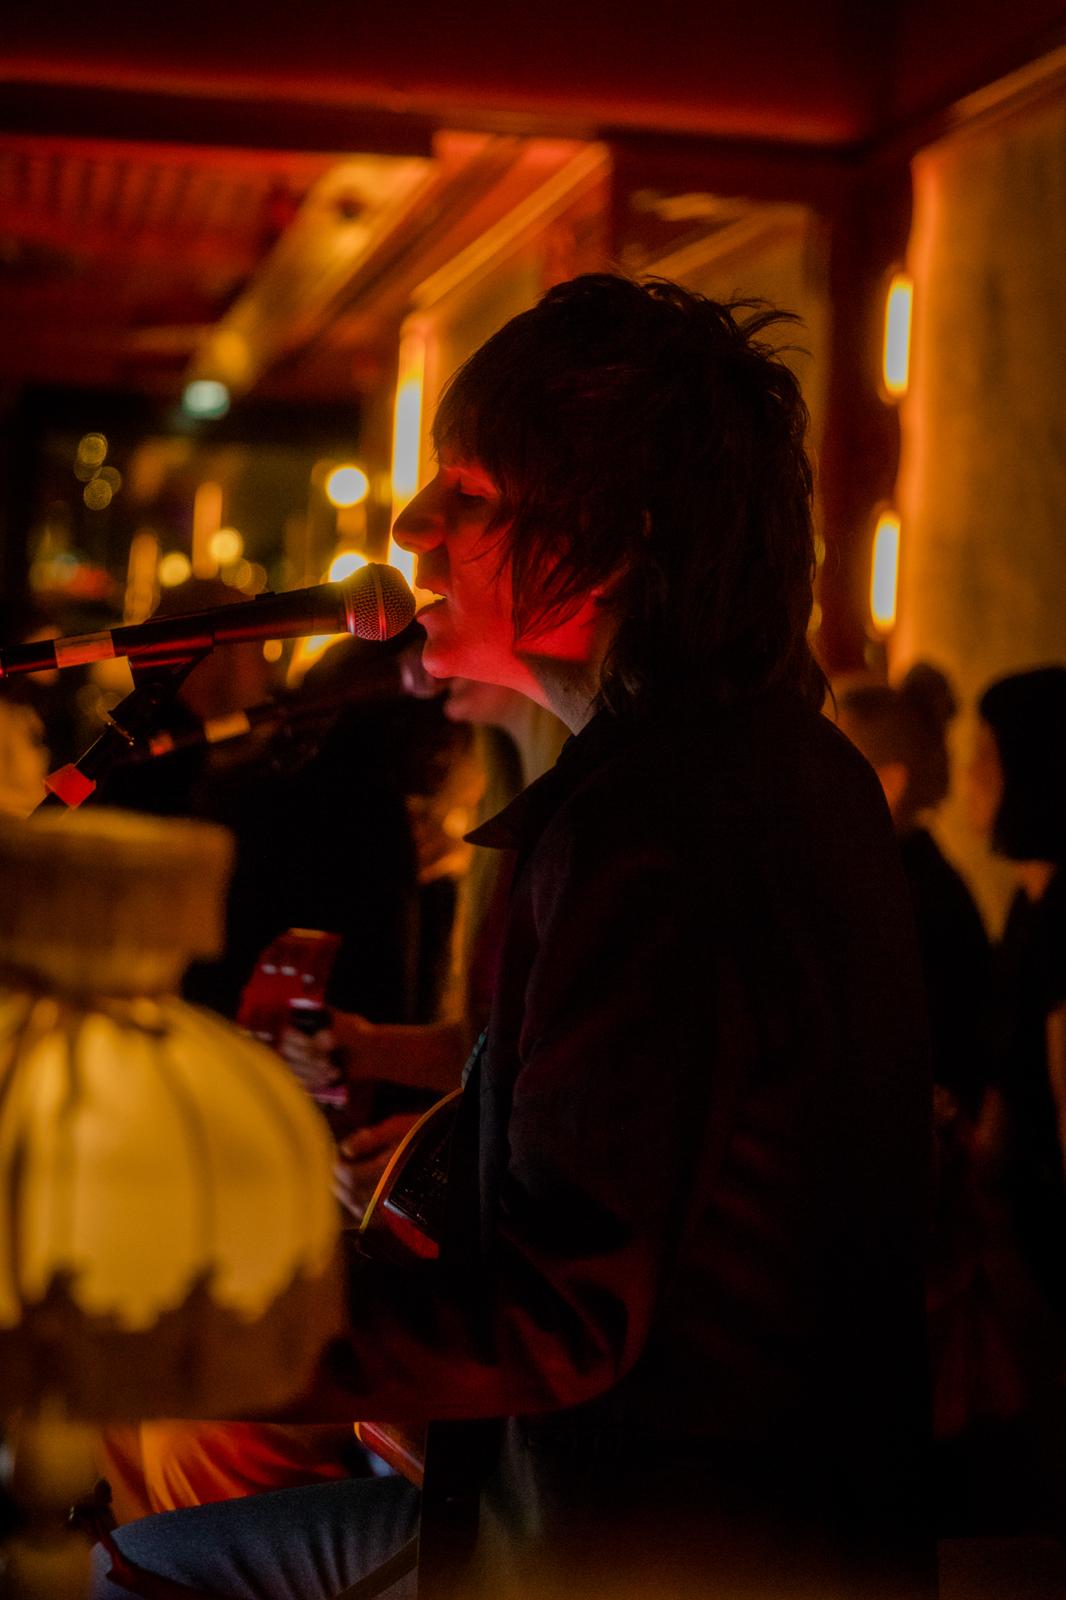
[36, 652, 209, 810]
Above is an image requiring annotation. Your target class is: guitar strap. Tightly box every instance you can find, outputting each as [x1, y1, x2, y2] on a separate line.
[330, 1535, 420, 1599]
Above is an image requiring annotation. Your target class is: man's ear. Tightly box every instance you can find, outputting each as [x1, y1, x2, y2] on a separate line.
[589, 564, 628, 604]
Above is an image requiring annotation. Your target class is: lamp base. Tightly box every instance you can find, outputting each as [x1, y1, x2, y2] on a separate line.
[3, 1413, 97, 1599]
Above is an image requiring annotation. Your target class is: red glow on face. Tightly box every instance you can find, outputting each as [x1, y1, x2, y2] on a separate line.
[393, 458, 605, 702]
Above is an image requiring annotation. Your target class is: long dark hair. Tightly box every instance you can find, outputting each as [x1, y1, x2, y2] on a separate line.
[434, 273, 824, 716]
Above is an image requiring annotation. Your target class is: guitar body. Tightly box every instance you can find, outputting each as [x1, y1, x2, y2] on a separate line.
[358, 1088, 462, 1261]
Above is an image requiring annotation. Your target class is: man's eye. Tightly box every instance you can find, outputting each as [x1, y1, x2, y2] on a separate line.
[455, 486, 486, 505]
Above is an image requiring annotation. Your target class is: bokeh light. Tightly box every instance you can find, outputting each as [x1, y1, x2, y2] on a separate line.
[209, 527, 244, 566]
[182, 381, 231, 420]
[76, 433, 108, 469]
[159, 552, 192, 588]
[325, 466, 370, 508]
[327, 550, 367, 582]
[870, 511, 901, 633]
[83, 478, 113, 511]
[882, 274, 913, 399]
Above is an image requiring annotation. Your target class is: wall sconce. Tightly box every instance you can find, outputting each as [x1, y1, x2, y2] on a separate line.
[882, 273, 913, 400]
[870, 509, 902, 633]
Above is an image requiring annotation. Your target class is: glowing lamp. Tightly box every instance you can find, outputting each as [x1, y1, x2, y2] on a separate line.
[325, 466, 370, 508]
[882, 274, 913, 399]
[182, 380, 230, 420]
[870, 511, 901, 633]
[0, 811, 343, 1593]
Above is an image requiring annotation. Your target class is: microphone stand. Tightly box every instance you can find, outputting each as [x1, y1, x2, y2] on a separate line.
[36, 651, 209, 811]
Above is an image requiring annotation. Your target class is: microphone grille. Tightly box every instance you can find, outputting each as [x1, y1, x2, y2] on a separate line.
[345, 563, 416, 641]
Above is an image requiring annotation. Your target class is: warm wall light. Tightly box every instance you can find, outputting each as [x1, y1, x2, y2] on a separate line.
[124, 529, 160, 624]
[388, 332, 426, 590]
[325, 465, 370, 508]
[882, 273, 913, 399]
[870, 511, 902, 632]
[192, 482, 224, 578]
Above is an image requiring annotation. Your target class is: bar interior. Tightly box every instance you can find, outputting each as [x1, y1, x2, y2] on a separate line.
[1, 6, 1066, 1598]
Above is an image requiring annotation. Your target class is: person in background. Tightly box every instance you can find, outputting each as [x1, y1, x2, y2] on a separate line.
[835, 662, 992, 1116]
[968, 667, 1066, 1318]
[836, 667, 1038, 1525]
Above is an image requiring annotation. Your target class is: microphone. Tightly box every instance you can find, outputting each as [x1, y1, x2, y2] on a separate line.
[0, 562, 415, 679]
[128, 623, 441, 762]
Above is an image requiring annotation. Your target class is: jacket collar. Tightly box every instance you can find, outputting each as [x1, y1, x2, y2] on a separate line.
[466, 709, 629, 853]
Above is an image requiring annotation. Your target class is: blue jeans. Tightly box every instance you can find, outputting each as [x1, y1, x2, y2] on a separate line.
[88, 1475, 420, 1600]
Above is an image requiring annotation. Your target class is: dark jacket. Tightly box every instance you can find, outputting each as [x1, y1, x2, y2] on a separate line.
[308, 692, 936, 1599]
[899, 826, 991, 1115]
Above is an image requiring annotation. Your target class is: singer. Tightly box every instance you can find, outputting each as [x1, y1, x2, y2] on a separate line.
[92, 276, 935, 1600]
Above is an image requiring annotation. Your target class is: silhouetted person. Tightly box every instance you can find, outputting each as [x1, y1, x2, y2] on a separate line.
[837, 663, 992, 1116]
[969, 667, 1066, 1318]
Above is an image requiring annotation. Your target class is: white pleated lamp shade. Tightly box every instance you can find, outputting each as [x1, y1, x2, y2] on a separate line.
[0, 809, 344, 1420]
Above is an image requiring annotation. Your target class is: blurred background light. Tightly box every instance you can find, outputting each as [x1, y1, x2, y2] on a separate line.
[324, 465, 369, 508]
[159, 551, 192, 588]
[389, 332, 427, 594]
[882, 273, 913, 399]
[83, 478, 113, 511]
[182, 381, 231, 420]
[192, 482, 224, 577]
[327, 549, 367, 582]
[124, 529, 161, 624]
[870, 510, 901, 633]
[76, 433, 108, 469]
[209, 527, 245, 566]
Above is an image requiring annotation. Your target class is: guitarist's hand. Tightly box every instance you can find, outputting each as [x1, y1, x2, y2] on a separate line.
[333, 1114, 420, 1226]
[277, 1021, 347, 1098]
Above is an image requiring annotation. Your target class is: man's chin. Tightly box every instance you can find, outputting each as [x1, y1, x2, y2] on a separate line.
[418, 641, 454, 682]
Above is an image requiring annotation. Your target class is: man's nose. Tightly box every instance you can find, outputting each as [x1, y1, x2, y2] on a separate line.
[392, 482, 442, 553]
